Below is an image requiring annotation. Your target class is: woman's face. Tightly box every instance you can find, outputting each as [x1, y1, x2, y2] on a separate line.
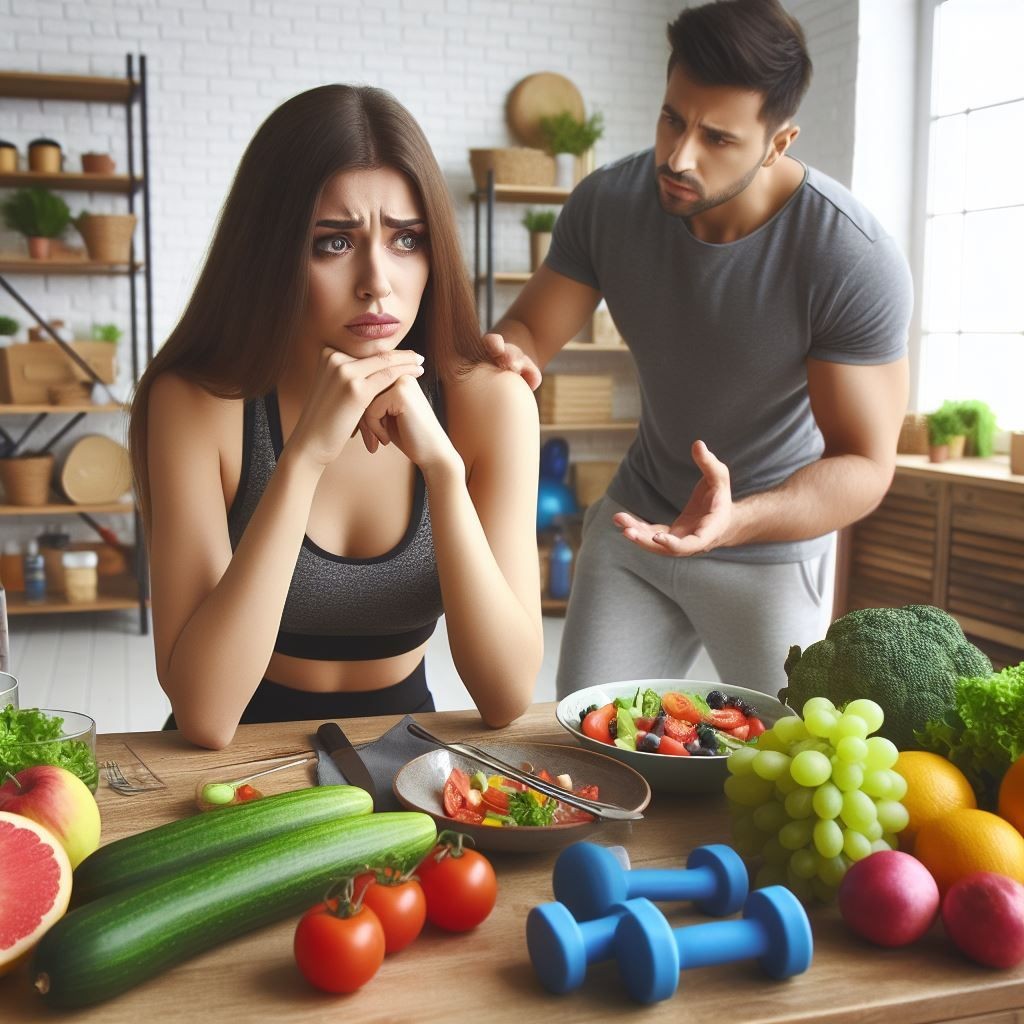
[302, 165, 430, 358]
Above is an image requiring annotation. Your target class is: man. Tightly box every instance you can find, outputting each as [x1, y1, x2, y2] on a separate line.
[486, 0, 913, 699]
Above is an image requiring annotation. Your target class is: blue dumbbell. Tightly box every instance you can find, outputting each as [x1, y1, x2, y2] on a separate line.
[552, 841, 748, 921]
[613, 886, 814, 1005]
[526, 898, 650, 994]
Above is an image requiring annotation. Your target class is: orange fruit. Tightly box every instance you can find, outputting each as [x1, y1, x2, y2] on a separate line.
[915, 808, 1024, 894]
[0, 811, 72, 975]
[893, 751, 976, 853]
[998, 755, 1024, 837]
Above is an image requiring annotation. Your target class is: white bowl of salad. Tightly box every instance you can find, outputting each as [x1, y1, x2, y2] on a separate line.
[555, 679, 796, 794]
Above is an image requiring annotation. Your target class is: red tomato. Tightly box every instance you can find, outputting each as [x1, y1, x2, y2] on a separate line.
[708, 707, 746, 730]
[636, 715, 656, 732]
[576, 784, 600, 801]
[442, 767, 471, 816]
[360, 877, 427, 954]
[294, 897, 385, 993]
[661, 693, 703, 724]
[416, 835, 497, 932]
[663, 716, 697, 744]
[747, 717, 766, 738]
[481, 787, 509, 816]
[450, 807, 484, 824]
[581, 703, 617, 744]
[728, 724, 750, 740]
[659, 735, 692, 756]
[234, 784, 261, 802]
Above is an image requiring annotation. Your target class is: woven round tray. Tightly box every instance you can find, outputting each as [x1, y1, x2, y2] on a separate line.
[506, 72, 585, 149]
[60, 435, 132, 504]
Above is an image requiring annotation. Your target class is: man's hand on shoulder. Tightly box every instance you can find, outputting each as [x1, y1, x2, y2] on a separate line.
[482, 332, 543, 391]
[613, 441, 734, 557]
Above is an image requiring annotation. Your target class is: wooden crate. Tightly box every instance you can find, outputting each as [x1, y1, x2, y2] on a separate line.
[0, 341, 116, 403]
[537, 374, 613, 425]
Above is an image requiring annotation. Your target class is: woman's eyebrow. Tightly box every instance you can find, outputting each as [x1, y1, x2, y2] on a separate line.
[314, 216, 426, 229]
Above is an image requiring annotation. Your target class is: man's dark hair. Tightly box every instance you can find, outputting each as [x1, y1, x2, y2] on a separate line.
[667, 0, 813, 130]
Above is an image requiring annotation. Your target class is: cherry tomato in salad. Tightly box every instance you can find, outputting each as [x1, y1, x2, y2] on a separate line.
[480, 787, 510, 816]
[659, 735, 692, 756]
[450, 807, 484, 824]
[661, 692, 703, 724]
[293, 884, 386, 993]
[728, 724, 751, 740]
[581, 703, 617, 744]
[747, 717, 766, 738]
[708, 707, 747, 730]
[359, 874, 427, 954]
[442, 767, 472, 816]
[663, 716, 697, 744]
[416, 832, 497, 932]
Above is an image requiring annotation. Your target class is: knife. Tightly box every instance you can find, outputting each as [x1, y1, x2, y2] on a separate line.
[317, 722, 377, 805]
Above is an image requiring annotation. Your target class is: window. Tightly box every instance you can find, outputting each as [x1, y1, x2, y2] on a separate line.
[917, 0, 1024, 434]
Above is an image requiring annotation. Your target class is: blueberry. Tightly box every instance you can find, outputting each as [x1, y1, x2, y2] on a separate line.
[705, 690, 727, 710]
[684, 741, 702, 755]
[649, 712, 667, 737]
[696, 723, 717, 749]
[640, 732, 661, 753]
[608, 717, 618, 740]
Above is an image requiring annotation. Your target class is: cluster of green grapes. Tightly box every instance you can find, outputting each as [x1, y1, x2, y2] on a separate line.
[725, 696, 910, 903]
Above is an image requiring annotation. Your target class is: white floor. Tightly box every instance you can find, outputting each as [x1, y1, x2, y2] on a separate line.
[7, 612, 719, 736]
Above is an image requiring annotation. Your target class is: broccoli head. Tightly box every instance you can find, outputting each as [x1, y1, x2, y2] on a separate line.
[779, 604, 992, 750]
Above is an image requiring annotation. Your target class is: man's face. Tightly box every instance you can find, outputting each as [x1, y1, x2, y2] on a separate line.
[654, 64, 775, 218]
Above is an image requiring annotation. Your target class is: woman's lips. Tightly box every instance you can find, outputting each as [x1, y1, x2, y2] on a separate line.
[346, 321, 401, 338]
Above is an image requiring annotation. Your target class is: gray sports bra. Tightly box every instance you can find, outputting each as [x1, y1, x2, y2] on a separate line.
[226, 390, 443, 660]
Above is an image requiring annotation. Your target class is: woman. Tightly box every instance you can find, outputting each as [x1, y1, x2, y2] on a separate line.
[129, 85, 542, 749]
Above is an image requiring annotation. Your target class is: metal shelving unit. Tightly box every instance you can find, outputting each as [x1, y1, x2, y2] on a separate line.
[0, 57, 154, 633]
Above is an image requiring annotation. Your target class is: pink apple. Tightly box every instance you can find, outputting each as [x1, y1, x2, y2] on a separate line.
[838, 850, 940, 947]
[0, 764, 101, 869]
[942, 872, 1024, 969]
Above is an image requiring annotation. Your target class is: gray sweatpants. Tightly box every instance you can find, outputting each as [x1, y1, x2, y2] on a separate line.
[555, 495, 836, 701]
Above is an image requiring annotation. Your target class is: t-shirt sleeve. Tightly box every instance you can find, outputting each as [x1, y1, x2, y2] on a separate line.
[808, 234, 914, 365]
[544, 172, 602, 290]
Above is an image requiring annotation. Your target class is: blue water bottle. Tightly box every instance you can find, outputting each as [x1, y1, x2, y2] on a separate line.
[548, 531, 574, 600]
[23, 540, 46, 604]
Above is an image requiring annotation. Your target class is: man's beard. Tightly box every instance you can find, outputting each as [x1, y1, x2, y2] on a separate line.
[655, 150, 767, 219]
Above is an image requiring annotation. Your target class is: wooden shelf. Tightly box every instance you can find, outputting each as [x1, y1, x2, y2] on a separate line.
[541, 597, 568, 616]
[540, 421, 636, 433]
[472, 184, 572, 204]
[0, 171, 140, 194]
[0, 257, 143, 275]
[0, 402, 124, 414]
[476, 271, 531, 285]
[6, 574, 140, 615]
[0, 71, 136, 103]
[0, 500, 132, 517]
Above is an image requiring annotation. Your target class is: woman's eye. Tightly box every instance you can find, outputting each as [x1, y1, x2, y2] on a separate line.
[315, 235, 351, 255]
[394, 232, 422, 252]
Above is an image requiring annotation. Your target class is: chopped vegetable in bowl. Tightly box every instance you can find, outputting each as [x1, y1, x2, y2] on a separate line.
[0, 706, 99, 792]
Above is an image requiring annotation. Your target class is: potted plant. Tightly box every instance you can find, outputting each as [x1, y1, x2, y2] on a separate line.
[0, 316, 18, 345]
[933, 400, 968, 458]
[74, 209, 137, 264]
[952, 399, 997, 457]
[539, 111, 604, 188]
[91, 322, 123, 344]
[522, 209, 558, 271]
[1, 187, 72, 259]
[926, 405, 964, 463]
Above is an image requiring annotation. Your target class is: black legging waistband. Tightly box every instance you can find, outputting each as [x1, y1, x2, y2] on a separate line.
[163, 660, 434, 730]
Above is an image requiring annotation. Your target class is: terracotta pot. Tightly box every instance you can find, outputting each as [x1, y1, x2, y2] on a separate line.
[529, 231, 552, 271]
[27, 237, 51, 259]
[0, 454, 54, 506]
[81, 152, 115, 174]
[928, 444, 949, 464]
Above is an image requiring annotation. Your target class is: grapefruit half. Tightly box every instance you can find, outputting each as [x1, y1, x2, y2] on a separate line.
[0, 811, 72, 975]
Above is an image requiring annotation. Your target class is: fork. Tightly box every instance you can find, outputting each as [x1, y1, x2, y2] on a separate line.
[406, 722, 645, 822]
[101, 758, 166, 794]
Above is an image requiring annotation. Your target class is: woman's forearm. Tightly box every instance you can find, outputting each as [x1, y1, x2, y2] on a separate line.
[160, 449, 324, 747]
[423, 460, 543, 728]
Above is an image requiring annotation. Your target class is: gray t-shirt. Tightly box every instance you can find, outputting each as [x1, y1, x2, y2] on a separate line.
[546, 148, 913, 563]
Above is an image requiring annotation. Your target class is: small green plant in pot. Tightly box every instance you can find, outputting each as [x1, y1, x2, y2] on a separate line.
[0, 315, 19, 340]
[927, 405, 966, 462]
[91, 322, 123, 344]
[1, 187, 72, 259]
[952, 399, 997, 457]
[522, 209, 558, 271]
[540, 111, 605, 188]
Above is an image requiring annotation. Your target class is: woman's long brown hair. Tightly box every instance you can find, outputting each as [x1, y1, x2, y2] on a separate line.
[129, 84, 483, 527]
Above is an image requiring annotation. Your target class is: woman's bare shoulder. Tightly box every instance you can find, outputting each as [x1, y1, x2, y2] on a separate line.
[445, 363, 537, 418]
[148, 372, 241, 431]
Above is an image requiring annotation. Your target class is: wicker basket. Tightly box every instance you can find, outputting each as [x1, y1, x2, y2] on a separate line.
[75, 213, 137, 263]
[469, 147, 554, 189]
[0, 454, 54, 506]
[897, 413, 929, 455]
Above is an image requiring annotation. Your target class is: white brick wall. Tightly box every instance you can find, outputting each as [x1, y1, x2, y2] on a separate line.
[0, 0, 885, 543]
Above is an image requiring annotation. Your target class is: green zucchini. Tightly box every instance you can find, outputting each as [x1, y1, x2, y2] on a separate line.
[34, 811, 436, 1008]
[73, 785, 372, 905]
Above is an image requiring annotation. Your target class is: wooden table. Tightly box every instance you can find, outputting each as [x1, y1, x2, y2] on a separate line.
[4, 705, 1024, 1023]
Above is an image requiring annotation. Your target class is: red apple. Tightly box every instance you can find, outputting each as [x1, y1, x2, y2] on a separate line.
[838, 850, 940, 947]
[0, 764, 101, 868]
[942, 872, 1024, 969]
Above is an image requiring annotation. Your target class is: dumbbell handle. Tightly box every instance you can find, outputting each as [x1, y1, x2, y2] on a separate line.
[623, 864, 720, 904]
[674, 918, 768, 971]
